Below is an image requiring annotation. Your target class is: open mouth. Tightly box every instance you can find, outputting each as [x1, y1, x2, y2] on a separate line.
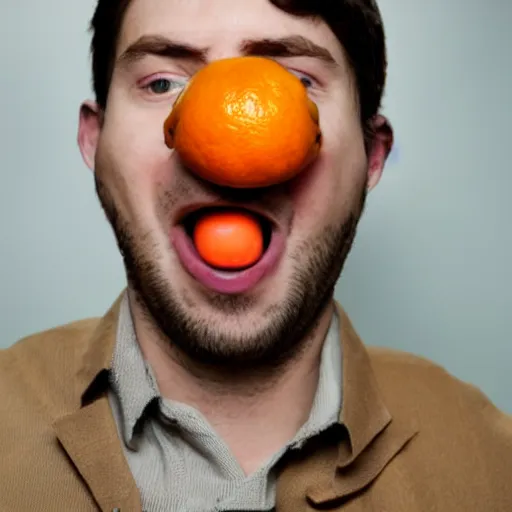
[171, 205, 285, 294]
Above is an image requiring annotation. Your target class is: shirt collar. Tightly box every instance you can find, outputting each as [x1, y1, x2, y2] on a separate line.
[109, 292, 159, 447]
[291, 310, 343, 448]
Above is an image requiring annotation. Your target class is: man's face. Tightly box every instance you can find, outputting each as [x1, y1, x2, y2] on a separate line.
[80, 0, 389, 369]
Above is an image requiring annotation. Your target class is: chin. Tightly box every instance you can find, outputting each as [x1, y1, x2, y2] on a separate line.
[176, 262, 289, 318]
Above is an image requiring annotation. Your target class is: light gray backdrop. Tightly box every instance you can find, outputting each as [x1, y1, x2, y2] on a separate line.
[1, 1, 511, 412]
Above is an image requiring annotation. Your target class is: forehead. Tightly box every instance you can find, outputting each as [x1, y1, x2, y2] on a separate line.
[118, 0, 345, 64]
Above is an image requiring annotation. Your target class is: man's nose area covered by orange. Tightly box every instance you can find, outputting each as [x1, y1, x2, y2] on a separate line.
[164, 56, 322, 271]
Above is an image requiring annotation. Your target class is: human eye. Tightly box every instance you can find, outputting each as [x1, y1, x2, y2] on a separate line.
[141, 75, 188, 96]
[288, 69, 317, 89]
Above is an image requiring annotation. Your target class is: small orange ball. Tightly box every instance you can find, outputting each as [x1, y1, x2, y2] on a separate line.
[193, 211, 264, 269]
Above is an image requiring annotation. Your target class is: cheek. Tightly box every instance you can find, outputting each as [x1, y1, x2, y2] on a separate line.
[97, 93, 178, 217]
[290, 144, 367, 230]
[290, 152, 341, 227]
[102, 85, 174, 176]
[95, 130, 167, 228]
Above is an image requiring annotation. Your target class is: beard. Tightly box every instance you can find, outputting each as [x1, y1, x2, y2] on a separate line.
[96, 173, 366, 373]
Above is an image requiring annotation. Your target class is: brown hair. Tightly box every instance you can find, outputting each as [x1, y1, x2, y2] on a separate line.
[90, 0, 386, 130]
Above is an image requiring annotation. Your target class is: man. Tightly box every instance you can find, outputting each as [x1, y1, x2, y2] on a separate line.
[1, 0, 511, 511]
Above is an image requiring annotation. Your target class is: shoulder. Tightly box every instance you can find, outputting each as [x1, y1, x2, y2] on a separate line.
[364, 346, 512, 507]
[366, 345, 508, 415]
[367, 345, 512, 460]
[1, 317, 101, 368]
[0, 320, 103, 507]
[0, 318, 101, 410]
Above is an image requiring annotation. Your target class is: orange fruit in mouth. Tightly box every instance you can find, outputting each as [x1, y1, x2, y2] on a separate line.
[164, 56, 322, 189]
[193, 211, 264, 269]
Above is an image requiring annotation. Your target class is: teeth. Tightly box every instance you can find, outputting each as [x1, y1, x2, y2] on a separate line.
[211, 269, 246, 279]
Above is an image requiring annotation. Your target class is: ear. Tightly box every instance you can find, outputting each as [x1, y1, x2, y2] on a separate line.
[366, 114, 394, 191]
[77, 100, 103, 171]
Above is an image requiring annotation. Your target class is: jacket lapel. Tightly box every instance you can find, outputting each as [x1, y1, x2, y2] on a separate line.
[277, 303, 419, 509]
[54, 397, 141, 511]
[52, 293, 142, 512]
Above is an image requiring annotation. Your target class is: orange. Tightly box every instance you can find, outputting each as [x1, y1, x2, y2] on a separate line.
[164, 56, 321, 188]
[193, 211, 263, 269]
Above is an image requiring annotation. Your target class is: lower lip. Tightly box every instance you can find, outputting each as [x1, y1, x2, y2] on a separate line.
[171, 224, 285, 294]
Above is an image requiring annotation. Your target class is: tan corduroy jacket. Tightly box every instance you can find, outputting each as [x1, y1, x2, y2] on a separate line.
[1, 293, 512, 511]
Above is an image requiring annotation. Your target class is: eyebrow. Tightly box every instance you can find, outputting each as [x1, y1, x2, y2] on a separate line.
[117, 35, 208, 67]
[241, 35, 337, 66]
[117, 34, 336, 69]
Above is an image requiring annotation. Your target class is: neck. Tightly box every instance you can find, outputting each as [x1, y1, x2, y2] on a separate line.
[129, 289, 335, 474]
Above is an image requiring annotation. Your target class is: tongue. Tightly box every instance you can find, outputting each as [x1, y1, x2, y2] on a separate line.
[193, 210, 264, 270]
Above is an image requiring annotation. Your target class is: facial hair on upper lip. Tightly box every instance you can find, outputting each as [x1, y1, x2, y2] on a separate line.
[158, 176, 293, 230]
